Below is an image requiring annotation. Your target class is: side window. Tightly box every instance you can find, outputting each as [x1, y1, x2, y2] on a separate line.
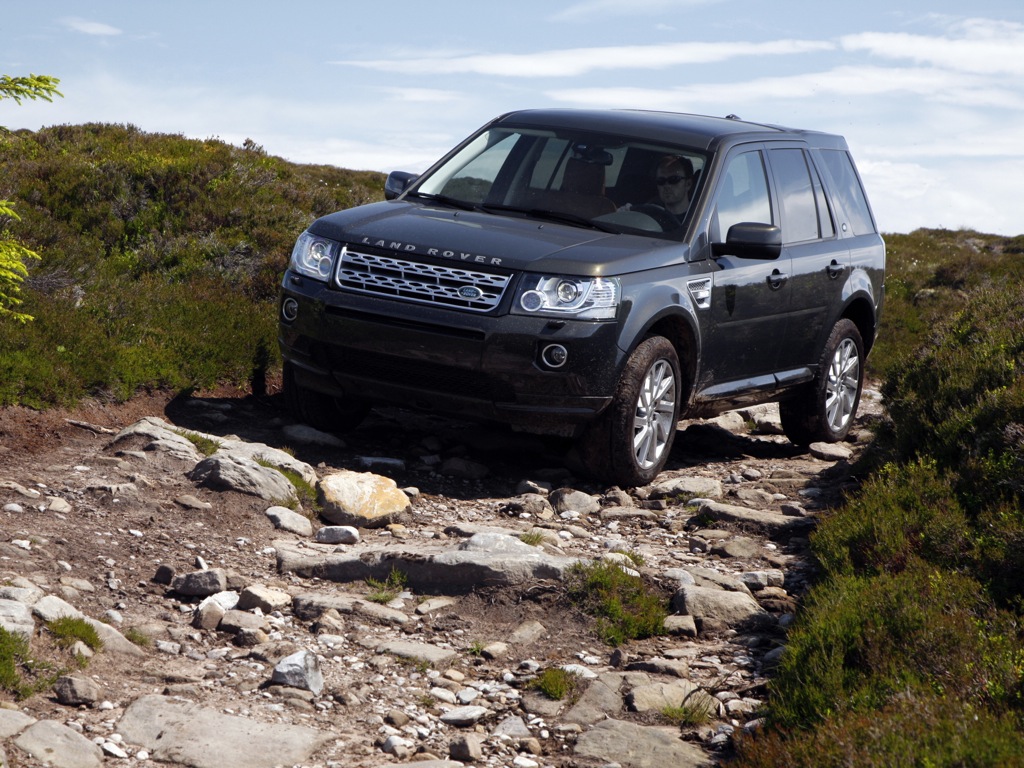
[818, 149, 876, 235]
[712, 150, 772, 242]
[770, 148, 834, 243]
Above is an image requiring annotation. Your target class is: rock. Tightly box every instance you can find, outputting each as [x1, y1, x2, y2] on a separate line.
[439, 457, 490, 480]
[696, 500, 815, 537]
[117, 695, 334, 768]
[14, 720, 104, 768]
[378, 640, 457, 668]
[318, 470, 411, 528]
[574, 718, 714, 768]
[549, 487, 600, 516]
[810, 441, 854, 461]
[440, 705, 489, 726]
[53, 675, 101, 706]
[281, 423, 346, 448]
[315, 525, 360, 544]
[189, 454, 298, 503]
[0, 599, 35, 638]
[172, 569, 228, 597]
[271, 650, 324, 695]
[449, 732, 485, 761]
[508, 620, 547, 645]
[237, 584, 292, 613]
[650, 476, 724, 500]
[265, 505, 313, 537]
[673, 586, 770, 629]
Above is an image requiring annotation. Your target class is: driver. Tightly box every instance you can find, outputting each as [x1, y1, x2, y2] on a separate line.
[653, 155, 695, 216]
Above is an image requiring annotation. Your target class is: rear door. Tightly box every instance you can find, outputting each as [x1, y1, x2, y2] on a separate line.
[765, 145, 846, 373]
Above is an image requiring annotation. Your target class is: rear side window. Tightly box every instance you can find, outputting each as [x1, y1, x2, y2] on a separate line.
[818, 150, 876, 235]
[770, 148, 835, 244]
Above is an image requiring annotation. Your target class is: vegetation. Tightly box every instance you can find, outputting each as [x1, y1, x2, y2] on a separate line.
[565, 559, 667, 646]
[0, 122, 383, 406]
[734, 230, 1024, 766]
[0, 626, 63, 700]
[1, 73, 61, 322]
[528, 667, 585, 702]
[175, 428, 223, 457]
[365, 568, 408, 604]
[48, 616, 103, 652]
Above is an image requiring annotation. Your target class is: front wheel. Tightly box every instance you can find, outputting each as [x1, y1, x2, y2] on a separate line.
[574, 336, 681, 487]
[283, 361, 370, 433]
[780, 318, 864, 446]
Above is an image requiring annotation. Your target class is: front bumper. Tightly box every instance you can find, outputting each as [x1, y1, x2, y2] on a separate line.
[278, 273, 625, 432]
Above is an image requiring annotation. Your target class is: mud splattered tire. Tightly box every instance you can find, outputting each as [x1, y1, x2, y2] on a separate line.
[574, 336, 681, 487]
[780, 318, 864, 446]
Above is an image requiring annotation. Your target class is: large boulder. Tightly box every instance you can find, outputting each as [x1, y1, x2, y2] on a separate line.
[318, 470, 410, 528]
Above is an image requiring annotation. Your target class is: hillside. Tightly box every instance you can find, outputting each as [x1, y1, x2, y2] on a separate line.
[0, 123, 384, 407]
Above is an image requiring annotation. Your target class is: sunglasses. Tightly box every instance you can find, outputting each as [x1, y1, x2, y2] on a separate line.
[656, 174, 690, 186]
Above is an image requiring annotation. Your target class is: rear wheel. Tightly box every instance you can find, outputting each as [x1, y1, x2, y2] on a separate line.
[780, 318, 864, 446]
[283, 361, 370, 433]
[574, 336, 681, 487]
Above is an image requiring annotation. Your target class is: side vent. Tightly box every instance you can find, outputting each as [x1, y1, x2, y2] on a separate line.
[687, 278, 712, 310]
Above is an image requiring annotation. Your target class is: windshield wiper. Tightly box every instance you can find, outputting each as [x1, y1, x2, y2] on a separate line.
[481, 203, 618, 233]
[406, 191, 480, 212]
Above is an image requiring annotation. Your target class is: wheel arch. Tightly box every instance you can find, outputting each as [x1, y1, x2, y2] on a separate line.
[637, 311, 699, 407]
[841, 295, 877, 356]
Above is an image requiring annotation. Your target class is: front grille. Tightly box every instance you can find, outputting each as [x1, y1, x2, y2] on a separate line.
[336, 247, 510, 312]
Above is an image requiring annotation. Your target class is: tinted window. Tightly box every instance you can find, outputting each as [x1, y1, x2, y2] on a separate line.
[713, 150, 772, 241]
[770, 148, 835, 243]
[818, 149, 876, 235]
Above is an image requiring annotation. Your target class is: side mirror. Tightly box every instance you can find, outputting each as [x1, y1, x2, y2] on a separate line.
[712, 222, 783, 260]
[384, 171, 418, 200]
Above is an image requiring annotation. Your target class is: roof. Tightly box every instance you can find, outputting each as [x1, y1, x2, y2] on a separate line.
[492, 108, 839, 151]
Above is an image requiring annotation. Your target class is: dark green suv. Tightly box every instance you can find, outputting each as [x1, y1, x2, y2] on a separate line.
[278, 109, 885, 486]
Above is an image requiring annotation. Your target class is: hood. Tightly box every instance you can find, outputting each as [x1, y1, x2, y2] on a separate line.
[308, 200, 686, 276]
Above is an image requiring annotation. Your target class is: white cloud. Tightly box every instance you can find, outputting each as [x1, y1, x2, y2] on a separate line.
[548, 0, 722, 23]
[842, 18, 1024, 76]
[60, 17, 122, 36]
[379, 88, 466, 104]
[337, 39, 834, 78]
[546, 64, 1024, 111]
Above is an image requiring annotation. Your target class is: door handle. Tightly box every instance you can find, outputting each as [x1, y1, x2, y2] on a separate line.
[766, 270, 788, 290]
[826, 261, 846, 279]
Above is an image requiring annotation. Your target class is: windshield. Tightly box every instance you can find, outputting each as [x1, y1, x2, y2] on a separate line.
[411, 126, 707, 239]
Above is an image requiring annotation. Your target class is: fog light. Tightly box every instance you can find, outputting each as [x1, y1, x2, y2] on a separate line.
[281, 298, 299, 322]
[542, 344, 568, 368]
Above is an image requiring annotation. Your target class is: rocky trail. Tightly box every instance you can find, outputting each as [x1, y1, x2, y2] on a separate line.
[0, 384, 882, 768]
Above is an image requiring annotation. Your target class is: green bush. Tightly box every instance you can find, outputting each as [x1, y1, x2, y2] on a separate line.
[529, 667, 584, 702]
[733, 695, 1024, 768]
[811, 460, 971, 579]
[0, 123, 384, 407]
[565, 560, 667, 646]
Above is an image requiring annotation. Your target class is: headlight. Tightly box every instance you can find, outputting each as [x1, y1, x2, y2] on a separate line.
[289, 231, 340, 282]
[513, 275, 620, 320]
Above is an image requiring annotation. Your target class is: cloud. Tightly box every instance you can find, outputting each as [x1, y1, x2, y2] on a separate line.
[379, 88, 466, 104]
[60, 17, 122, 36]
[336, 39, 834, 78]
[546, 65, 1024, 111]
[841, 18, 1024, 76]
[548, 0, 722, 23]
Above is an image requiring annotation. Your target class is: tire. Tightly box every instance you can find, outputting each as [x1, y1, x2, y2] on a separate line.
[574, 336, 681, 487]
[780, 318, 864, 446]
[283, 361, 370, 433]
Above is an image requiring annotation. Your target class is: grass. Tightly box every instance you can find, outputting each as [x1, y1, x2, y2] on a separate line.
[661, 700, 716, 727]
[174, 428, 222, 457]
[565, 559, 667, 646]
[48, 616, 103, 652]
[528, 667, 585, 702]
[518, 531, 546, 547]
[365, 568, 408, 604]
[256, 459, 319, 513]
[0, 627, 63, 700]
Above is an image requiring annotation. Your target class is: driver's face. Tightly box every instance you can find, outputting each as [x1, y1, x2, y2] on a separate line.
[656, 171, 691, 211]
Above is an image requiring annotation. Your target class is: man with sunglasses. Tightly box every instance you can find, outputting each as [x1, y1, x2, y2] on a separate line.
[653, 155, 695, 217]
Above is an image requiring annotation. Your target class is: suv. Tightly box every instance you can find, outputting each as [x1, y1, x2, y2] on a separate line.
[278, 109, 885, 487]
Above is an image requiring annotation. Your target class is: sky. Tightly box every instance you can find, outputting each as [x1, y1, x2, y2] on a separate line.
[3, 1, 1023, 237]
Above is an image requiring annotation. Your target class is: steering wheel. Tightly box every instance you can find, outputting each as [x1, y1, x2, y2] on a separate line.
[631, 204, 679, 231]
